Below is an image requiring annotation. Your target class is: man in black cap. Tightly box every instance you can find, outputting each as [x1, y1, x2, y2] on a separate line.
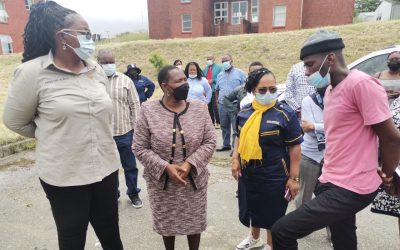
[271, 30, 400, 250]
[125, 64, 155, 104]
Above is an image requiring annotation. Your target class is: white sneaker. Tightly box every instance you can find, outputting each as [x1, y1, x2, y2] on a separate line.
[236, 235, 263, 250]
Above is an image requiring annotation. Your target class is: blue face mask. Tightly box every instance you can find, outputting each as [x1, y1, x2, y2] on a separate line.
[255, 92, 279, 106]
[222, 61, 231, 71]
[307, 55, 331, 88]
[102, 63, 116, 77]
[64, 33, 95, 60]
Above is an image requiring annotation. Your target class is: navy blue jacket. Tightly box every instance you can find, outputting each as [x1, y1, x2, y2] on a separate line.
[132, 75, 155, 103]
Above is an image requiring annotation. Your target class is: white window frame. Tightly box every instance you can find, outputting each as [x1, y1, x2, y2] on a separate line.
[273, 5, 287, 27]
[0, 34, 13, 54]
[0, 1, 8, 23]
[25, 0, 33, 10]
[231, 1, 248, 25]
[251, 0, 259, 23]
[214, 2, 228, 25]
[180, 0, 191, 3]
[181, 14, 192, 33]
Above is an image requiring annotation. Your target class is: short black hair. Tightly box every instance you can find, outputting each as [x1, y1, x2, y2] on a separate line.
[173, 59, 182, 66]
[158, 65, 177, 85]
[184, 61, 204, 80]
[22, 1, 77, 62]
[245, 68, 275, 93]
[248, 61, 264, 71]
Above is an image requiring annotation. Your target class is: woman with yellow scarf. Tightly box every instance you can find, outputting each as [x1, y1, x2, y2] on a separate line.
[232, 68, 303, 250]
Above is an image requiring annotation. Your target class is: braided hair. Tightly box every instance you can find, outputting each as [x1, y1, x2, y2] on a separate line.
[245, 68, 275, 93]
[22, 1, 76, 62]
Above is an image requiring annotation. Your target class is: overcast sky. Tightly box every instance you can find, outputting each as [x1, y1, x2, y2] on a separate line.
[53, 0, 149, 37]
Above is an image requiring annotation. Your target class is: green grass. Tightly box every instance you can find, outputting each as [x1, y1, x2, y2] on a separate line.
[1, 20, 400, 145]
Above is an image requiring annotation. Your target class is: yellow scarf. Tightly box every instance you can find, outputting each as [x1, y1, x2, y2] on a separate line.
[238, 99, 277, 162]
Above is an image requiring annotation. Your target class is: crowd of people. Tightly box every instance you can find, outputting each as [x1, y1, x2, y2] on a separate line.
[2, 1, 400, 250]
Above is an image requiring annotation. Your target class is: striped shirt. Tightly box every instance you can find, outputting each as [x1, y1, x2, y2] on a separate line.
[109, 72, 140, 136]
[284, 62, 316, 111]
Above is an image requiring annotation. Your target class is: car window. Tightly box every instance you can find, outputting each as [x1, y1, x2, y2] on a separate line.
[350, 53, 389, 76]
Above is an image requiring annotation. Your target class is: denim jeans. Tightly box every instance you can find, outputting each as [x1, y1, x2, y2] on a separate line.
[41, 171, 123, 250]
[113, 130, 140, 197]
[271, 182, 378, 250]
[218, 103, 237, 148]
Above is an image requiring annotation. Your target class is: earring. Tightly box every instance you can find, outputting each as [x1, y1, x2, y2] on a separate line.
[166, 91, 170, 97]
[62, 43, 67, 50]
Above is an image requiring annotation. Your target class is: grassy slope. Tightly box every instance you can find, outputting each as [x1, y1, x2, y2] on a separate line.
[0, 20, 399, 144]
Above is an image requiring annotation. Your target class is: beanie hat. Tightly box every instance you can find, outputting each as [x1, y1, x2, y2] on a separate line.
[300, 30, 345, 60]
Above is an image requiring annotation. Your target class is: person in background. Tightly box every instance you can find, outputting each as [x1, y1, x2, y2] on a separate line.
[215, 54, 246, 152]
[374, 51, 400, 104]
[98, 50, 143, 208]
[284, 61, 316, 115]
[173, 59, 183, 70]
[132, 66, 216, 250]
[272, 29, 400, 250]
[203, 54, 223, 128]
[125, 64, 155, 104]
[184, 61, 212, 104]
[3, 2, 123, 249]
[232, 68, 303, 250]
[222, 61, 264, 112]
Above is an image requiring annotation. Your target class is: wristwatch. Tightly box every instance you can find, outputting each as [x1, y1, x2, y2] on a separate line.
[289, 177, 300, 182]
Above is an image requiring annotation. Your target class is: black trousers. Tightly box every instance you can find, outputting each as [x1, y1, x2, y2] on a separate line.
[40, 170, 123, 250]
[208, 92, 220, 125]
[271, 182, 378, 250]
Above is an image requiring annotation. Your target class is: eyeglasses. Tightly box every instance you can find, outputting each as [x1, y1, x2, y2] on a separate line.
[62, 29, 92, 40]
[255, 87, 277, 94]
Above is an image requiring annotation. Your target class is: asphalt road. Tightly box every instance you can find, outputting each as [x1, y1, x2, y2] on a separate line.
[0, 134, 399, 250]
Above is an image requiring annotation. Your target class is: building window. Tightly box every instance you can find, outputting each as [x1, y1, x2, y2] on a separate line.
[25, 0, 33, 10]
[0, 35, 13, 54]
[214, 2, 228, 25]
[0, 1, 9, 23]
[180, 0, 191, 3]
[251, 0, 259, 22]
[273, 5, 286, 27]
[232, 1, 248, 25]
[182, 14, 192, 33]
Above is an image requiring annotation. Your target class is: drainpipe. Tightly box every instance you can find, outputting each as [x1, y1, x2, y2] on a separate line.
[300, 0, 304, 28]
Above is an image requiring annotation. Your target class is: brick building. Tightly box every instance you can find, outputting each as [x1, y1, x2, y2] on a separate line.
[0, 0, 34, 54]
[147, 0, 355, 39]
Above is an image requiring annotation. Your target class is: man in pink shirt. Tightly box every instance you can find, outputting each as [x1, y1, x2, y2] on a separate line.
[272, 30, 400, 250]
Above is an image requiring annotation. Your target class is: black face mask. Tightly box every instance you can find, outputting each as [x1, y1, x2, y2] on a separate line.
[128, 71, 140, 80]
[388, 60, 400, 72]
[171, 83, 189, 100]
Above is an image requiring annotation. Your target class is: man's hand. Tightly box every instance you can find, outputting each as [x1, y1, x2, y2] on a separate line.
[165, 164, 187, 185]
[231, 158, 241, 181]
[301, 120, 315, 132]
[286, 179, 300, 200]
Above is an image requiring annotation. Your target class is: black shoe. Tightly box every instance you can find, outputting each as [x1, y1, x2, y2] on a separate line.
[216, 146, 231, 152]
[129, 194, 143, 208]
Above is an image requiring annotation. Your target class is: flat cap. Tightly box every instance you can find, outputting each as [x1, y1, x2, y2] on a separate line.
[300, 30, 345, 60]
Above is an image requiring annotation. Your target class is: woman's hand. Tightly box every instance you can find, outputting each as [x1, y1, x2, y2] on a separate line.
[231, 158, 241, 181]
[177, 162, 192, 180]
[165, 164, 187, 185]
[286, 179, 300, 200]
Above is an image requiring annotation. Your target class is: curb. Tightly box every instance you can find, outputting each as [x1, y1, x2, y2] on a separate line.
[0, 139, 36, 158]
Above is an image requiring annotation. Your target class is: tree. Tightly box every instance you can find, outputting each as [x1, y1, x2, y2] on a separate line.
[149, 53, 167, 71]
[355, 0, 381, 13]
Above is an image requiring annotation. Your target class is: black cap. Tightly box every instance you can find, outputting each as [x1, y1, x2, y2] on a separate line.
[125, 64, 142, 74]
[300, 30, 345, 60]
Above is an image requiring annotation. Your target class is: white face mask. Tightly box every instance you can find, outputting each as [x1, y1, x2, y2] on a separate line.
[102, 63, 116, 77]
[176, 65, 183, 69]
[255, 92, 279, 106]
[207, 60, 213, 66]
[188, 74, 197, 79]
[63, 32, 95, 60]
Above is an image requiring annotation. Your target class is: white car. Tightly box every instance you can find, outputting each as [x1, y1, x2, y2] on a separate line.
[278, 45, 400, 101]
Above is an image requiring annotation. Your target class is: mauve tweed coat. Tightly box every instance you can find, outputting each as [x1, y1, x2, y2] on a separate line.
[133, 99, 216, 236]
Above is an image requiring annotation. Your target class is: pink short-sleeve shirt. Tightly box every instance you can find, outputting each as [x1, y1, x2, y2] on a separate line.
[319, 70, 392, 194]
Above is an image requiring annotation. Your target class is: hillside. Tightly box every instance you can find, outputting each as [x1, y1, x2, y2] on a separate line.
[0, 20, 400, 144]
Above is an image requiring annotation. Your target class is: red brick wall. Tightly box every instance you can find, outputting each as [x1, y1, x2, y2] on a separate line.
[302, 0, 355, 28]
[258, 0, 303, 33]
[0, 0, 31, 54]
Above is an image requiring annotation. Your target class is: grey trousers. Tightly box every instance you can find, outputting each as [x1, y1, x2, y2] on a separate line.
[295, 154, 322, 208]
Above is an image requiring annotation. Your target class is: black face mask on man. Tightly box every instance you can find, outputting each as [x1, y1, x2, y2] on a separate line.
[169, 83, 189, 100]
[388, 60, 400, 72]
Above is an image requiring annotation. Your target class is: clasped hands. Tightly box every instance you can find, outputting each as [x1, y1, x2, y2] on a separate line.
[165, 162, 192, 185]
